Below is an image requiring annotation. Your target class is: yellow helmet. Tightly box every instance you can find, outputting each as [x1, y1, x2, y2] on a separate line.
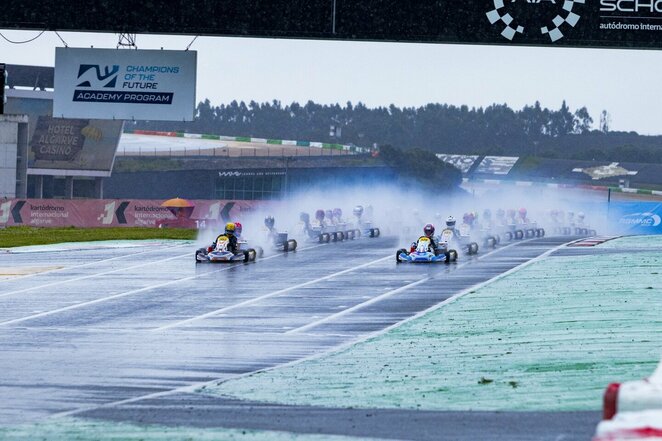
[225, 222, 236, 234]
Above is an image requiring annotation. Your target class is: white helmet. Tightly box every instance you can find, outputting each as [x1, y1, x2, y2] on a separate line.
[446, 216, 456, 227]
[353, 205, 364, 216]
[578, 212, 585, 219]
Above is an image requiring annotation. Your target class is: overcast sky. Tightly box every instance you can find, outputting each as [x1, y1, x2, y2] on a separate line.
[1, 29, 660, 134]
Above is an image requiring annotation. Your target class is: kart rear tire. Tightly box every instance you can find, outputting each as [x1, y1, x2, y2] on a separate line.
[537, 228, 545, 237]
[347, 230, 354, 240]
[324, 233, 331, 243]
[447, 249, 458, 262]
[288, 239, 298, 251]
[318, 234, 325, 244]
[374, 228, 381, 238]
[515, 230, 524, 240]
[505, 232, 513, 241]
[589, 229, 597, 236]
[338, 231, 345, 241]
[248, 248, 257, 262]
[369, 228, 375, 238]
[243, 250, 250, 262]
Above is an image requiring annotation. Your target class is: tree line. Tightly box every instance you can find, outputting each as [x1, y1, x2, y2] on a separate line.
[132, 99, 662, 163]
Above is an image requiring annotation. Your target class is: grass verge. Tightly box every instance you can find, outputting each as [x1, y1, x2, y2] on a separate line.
[0, 227, 197, 248]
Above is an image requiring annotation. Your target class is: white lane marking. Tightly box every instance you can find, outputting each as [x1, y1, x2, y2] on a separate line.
[0, 244, 327, 328]
[285, 238, 529, 334]
[0, 242, 192, 284]
[0, 252, 191, 299]
[151, 254, 393, 332]
[286, 278, 431, 334]
[47, 238, 566, 421]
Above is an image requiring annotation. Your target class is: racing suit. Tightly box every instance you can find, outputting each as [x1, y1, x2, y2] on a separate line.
[414, 234, 439, 254]
[211, 233, 238, 254]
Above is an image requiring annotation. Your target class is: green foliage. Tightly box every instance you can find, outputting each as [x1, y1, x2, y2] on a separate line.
[0, 227, 196, 248]
[130, 99, 662, 164]
[379, 145, 462, 190]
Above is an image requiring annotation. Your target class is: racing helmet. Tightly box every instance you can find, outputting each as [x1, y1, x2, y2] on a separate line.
[315, 209, 325, 221]
[446, 216, 456, 228]
[483, 209, 492, 219]
[300, 212, 310, 223]
[518, 208, 527, 218]
[225, 222, 236, 235]
[496, 208, 505, 217]
[578, 211, 585, 219]
[234, 222, 243, 236]
[423, 223, 435, 237]
[353, 205, 364, 217]
[463, 212, 474, 224]
[265, 216, 275, 229]
[325, 209, 333, 220]
[333, 208, 342, 219]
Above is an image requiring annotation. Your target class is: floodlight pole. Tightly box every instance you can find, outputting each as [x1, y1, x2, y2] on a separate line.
[332, 0, 337, 34]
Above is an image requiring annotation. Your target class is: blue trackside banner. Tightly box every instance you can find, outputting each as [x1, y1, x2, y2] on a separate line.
[608, 202, 662, 235]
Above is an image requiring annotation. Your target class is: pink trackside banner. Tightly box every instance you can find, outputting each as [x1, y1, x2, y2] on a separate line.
[0, 199, 266, 228]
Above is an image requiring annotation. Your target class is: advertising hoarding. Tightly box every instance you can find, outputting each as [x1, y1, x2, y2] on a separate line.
[436, 154, 479, 174]
[54, 48, 196, 121]
[28, 116, 123, 176]
[475, 156, 520, 175]
[0, 199, 262, 228]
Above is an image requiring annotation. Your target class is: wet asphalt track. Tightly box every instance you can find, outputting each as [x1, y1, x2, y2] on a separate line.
[0, 235, 601, 440]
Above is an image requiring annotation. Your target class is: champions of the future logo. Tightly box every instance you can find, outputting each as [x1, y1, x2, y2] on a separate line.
[486, 0, 585, 42]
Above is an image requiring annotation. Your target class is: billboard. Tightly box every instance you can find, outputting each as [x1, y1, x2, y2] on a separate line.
[608, 202, 662, 235]
[8, 1, 662, 50]
[28, 116, 123, 175]
[436, 154, 480, 174]
[0, 199, 262, 228]
[475, 156, 520, 175]
[54, 48, 196, 121]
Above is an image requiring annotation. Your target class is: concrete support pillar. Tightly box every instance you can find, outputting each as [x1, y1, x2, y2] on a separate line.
[64, 176, 74, 199]
[94, 178, 104, 199]
[34, 175, 43, 198]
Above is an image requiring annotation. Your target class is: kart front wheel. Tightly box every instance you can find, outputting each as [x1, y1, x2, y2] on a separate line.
[505, 232, 513, 241]
[396, 248, 407, 263]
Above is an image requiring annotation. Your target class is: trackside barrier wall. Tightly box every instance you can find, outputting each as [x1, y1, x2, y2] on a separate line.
[0, 199, 269, 228]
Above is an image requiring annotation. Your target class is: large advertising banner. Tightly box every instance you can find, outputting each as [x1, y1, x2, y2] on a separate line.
[28, 116, 124, 175]
[608, 201, 662, 235]
[0, 199, 263, 228]
[475, 156, 520, 175]
[54, 48, 196, 121]
[436, 154, 480, 174]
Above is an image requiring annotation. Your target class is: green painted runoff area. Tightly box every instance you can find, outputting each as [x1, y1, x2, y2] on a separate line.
[205, 236, 662, 412]
[0, 418, 373, 441]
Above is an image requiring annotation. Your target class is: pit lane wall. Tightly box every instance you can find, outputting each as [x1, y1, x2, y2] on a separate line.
[0, 199, 264, 228]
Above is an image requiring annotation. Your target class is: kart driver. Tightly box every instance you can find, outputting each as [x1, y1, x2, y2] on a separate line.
[413, 223, 438, 254]
[211, 222, 239, 254]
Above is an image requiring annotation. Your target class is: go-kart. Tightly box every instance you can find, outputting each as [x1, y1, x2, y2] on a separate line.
[456, 224, 480, 255]
[266, 232, 297, 253]
[195, 235, 257, 263]
[396, 235, 457, 263]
